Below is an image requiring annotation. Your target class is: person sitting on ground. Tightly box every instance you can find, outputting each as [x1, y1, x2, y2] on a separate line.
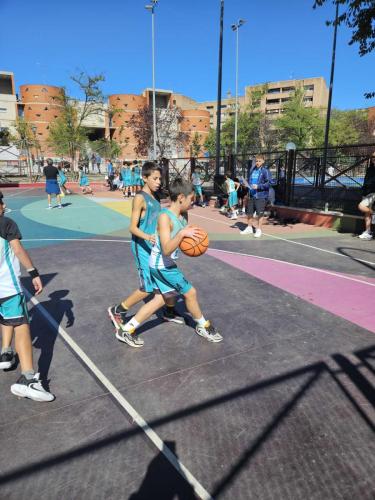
[358, 152, 375, 240]
[78, 166, 93, 195]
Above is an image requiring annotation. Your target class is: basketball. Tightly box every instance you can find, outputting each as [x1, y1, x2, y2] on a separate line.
[180, 227, 209, 257]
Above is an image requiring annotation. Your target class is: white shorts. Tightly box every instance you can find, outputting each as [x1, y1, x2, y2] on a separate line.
[359, 193, 375, 209]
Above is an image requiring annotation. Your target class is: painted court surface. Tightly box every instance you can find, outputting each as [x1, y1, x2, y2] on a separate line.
[0, 186, 374, 500]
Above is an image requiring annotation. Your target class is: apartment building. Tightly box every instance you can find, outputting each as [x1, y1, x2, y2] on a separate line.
[198, 77, 329, 128]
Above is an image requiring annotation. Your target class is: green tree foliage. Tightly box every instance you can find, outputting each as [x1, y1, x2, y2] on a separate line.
[190, 132, 202, 157]
[329, 108, 370, 145]
[47, 72, 105, 170]
[275, 88, 325, 148]
[90, 137, 122, 159]
[314, 0, 375, 98]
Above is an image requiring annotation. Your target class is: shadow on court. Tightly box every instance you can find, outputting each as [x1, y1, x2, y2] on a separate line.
[0, 347, 373, 497]
[336, 246, 375, 272]
[128, 441, 195, 500]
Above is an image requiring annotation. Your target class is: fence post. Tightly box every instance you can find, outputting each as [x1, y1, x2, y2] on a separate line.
[314, 156, 321, 188]
[161, 157, 169, 192]
[228, 154, 235, 177]
[190, 156, 196, 176]
[285, 149, 295, 206]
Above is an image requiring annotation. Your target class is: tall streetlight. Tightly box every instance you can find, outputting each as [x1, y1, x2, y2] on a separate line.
[322, 1, 339, 183]
[215, 0, 224, 178]
[145, 0, 158, 160]
[231, 19, 246, 158]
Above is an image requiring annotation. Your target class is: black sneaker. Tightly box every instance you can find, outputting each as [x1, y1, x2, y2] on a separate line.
[108, 305, 128, 330]
[162, 307, 184, 325]
[11, 373, 55, 402]
[0, 351, 16, 370]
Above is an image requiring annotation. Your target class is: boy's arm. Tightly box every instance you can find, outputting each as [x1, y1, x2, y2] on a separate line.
[10, 239, 43, 295]
[159, 213, 202, 256]
[257, 169, 271, 190]
[129, 194, 155, 244]
[234, 181, 240, 191]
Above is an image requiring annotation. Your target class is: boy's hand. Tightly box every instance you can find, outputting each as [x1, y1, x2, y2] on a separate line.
[148, 234, 157, 245]
[251, 184, 258, 189]
[181, 226, 203, 240]
[32, 277, 43, 295]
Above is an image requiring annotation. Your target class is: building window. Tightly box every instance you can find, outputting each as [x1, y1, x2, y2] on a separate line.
[281, 86, 295, 92]
[267, 88, 280, 94]
[173, 100, 176, 105]
[0, 107, 6, 112]
[266, 98, 280, 104]
[221, 105, 227, 108]
[206, 106, 213, 109]
[304, 97, 313, 102]
[266, 109, 279, 114]
[304, 84, 314, 91]
[44, 106, 48, 110]
[281, 98, 290, 103]
[36, 113, 41, 117]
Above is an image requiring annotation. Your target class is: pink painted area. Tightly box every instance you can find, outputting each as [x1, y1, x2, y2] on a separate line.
[208, 249, 375, 333]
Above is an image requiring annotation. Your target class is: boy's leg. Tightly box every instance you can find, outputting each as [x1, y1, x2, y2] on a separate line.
[358, 201, 373, 237]
[47, 194, 51, 208]
[0, 324, 16, 369]
[183, 287, 223, 343]
[240, 198, 254, 234]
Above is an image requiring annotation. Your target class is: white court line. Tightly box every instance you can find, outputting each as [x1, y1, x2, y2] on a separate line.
[208, 247, 375, 287]
[190, 211, 375, 267]
[24, 290, 212, 500]
[2, 187, 38, 197]
[23, 238, 131, 243]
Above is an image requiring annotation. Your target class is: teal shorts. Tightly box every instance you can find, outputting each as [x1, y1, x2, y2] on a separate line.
[228, 191, 238, 208]
[0, 293, 29, 326]
[194, 185, 202, 196]
[131, 242, 157, 293]
[150, 266, 192, 298]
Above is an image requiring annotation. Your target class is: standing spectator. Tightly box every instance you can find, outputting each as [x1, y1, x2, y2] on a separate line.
[358, 152, 375, 240]
[240, 155, 271, 238]
[96, 154, 102, 174]
[106, 159, 115, 191]
[43, 158, 62, 209]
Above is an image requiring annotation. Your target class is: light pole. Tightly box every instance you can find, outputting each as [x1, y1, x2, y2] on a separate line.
[231, 19, 246, 159]
[322, 0, 339, 183]
[215, 0, 224, 178]
[145, 0, 158, 160]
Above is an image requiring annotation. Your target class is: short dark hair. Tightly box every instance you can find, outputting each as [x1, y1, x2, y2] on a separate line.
[225, 171, 232, 178]
[46, 158, 53, 166]
[0, 191, 3, 204]
[169, 178, 194, 201]
[142, 161, 162, 178]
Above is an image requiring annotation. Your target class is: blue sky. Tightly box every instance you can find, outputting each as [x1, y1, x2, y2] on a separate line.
[1, 0, 374, 110]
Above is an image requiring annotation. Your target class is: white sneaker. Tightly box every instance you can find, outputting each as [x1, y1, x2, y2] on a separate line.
[254, 229, 262, 238]
[115, 327, 144, 347]
[358, 231, 373, 240]
[219, 206, 227, 213]
[230, 214, 238, 220]
[195, 321, 223, 343]
[11, 373, 55, 402]
[47, 205, 52, 210]
[240, 226, 253, 235]
[57, 205, 62, 209]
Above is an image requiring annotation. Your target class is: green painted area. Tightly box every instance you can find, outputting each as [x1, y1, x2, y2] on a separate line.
[21, 195, 130, 236]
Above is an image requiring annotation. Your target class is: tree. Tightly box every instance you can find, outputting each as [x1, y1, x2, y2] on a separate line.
[128, 105, 189, 159]
[90, 137, 122, 159]
[329, 108, 371, 145]
[190, 132, 202, 157]
[275, 88, 325, 148]
[314, 0, 375, 98]
[11, 118, 41, 180]
[204, 128, 217, 157]
[47, 72, 105, 171]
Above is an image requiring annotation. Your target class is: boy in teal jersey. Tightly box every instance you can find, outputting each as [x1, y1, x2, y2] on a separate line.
[108, 162, 183, 348]
[224, 171, 240, 220]
[118, 178, 223, 346]
[0, 191, 54, 401]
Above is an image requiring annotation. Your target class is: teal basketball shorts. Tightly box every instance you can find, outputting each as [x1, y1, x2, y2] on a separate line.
[150, 266, 192, 298]
[131, 243, 157, 293]
[228, 191, 238, 207]
[0, 293, 29, 326]
[194, 185, 202, 196]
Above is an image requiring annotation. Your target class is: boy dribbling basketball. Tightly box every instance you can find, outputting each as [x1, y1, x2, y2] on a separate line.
[117, 178, 223, 346]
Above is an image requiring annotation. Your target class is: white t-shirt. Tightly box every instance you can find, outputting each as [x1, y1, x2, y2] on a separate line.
[0, 217, 22, 298]
[191, 172, 202, 186]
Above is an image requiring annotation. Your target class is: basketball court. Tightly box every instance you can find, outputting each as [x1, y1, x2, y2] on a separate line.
[0, 186, 374, 499]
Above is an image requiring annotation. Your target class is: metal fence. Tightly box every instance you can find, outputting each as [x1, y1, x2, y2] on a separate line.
[164, 143, 375, 214]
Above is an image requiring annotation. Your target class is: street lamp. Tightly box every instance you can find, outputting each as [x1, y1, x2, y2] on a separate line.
[145, 0, 158, 160]
[231, 19, 246, 159]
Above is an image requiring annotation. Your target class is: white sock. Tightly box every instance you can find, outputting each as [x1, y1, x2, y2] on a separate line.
[125, 317, 140, 331]
[194, 316, 207, 327]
